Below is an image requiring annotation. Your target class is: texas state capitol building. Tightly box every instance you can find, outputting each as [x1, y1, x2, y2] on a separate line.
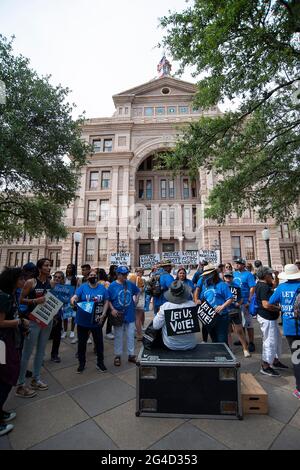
[1, 59, 299, 271]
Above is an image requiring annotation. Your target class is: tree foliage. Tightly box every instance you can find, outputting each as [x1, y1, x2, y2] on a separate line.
[0, 35, 90, 240]
[160, 0, 300, 226]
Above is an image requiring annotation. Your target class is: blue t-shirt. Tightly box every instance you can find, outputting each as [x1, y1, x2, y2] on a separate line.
[269, 281, 300, 336]
[192, 270, 202, 285]
[183, 279, 196, 300]
[195, 277, 204, 300]
[75, 283, 108, 328]
[233, 270, 256, 304]
[153, 270, 174, 309]
[200, 280, 233, 315]
[108, 280, 140, 323]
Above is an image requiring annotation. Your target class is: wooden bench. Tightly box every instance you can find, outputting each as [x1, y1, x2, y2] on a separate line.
[241, 373, 268, 415]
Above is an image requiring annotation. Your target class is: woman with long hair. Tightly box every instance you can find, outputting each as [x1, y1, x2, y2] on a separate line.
[62, 264, 77, 341]
[176, 267, 195, 299]
[0, 268, 35, 436]
[16, 258, 52, 397]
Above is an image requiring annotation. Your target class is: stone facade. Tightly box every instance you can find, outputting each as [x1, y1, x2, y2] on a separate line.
[1, 74, 299, 271]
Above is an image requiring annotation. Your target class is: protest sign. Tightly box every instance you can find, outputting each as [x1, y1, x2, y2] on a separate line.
[110, 252, 131, 266]
[29, 292, 63, 328]
[180, 251, 199, 266]
[164, 306, 201, 336]
[140, 254, 160, 269]
[196, 300, 218, 328]
[162, 251, 182, 266]
[52, 284, 76, 320]
[199, 250, 221, 265]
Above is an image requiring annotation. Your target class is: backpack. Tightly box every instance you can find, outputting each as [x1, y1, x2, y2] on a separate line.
[145, 274, 162, 298]
[249, 293, 258, 317]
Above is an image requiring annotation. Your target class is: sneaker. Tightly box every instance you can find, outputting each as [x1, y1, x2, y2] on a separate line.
[15, 385, 37, 398]
[71, 337, 78, 344]
[0, 423, 14, 437]
[1, 411, 16, 423]
[234, 340, 242, 346]
[30, 379, 48, 391]
[105, 333, 115, 340]
[87, 337, 92, 345]
[243, 350, 251, 358]
[25, 370, 33, 378]
[128, 355, 137, 364]
[96, 362, 107, 372]
[273, 360, 289, 370]
[70, 331, 75, 339]
[248, 342, 256, 353]
[292, 389, 300, 400]
[61, 331, 67, 339]
[51, 356, 61, 363]
[260, 367, 280, 377]
[77, 364, 85, 374]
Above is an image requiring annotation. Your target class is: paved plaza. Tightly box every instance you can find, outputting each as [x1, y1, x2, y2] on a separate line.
[1, 318, 300, 451]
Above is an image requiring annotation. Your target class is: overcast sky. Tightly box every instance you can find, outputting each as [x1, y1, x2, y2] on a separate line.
[0, 0, 196, 119]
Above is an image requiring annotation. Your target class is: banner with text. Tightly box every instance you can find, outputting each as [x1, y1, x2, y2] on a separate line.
[164, 306, 201, 336]
[199, 250, 221, 265]
[52, 284, 76, 320]
[29, 292, 63, 328]
[110, 252, 131, 266]
[139, 254, 161, 269]
[196, 300, 218, 328]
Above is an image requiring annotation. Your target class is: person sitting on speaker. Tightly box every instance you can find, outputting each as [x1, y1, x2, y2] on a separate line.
[153, 280, 197, 351]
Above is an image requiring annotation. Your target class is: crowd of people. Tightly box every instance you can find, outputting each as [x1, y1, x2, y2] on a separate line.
[0, 256, 300, 437]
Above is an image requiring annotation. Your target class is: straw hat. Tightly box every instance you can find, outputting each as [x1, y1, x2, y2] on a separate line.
[200, 264, 217, 277]
[278, 264, 300, 281]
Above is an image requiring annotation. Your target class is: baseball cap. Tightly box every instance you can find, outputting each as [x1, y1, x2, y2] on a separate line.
[224, 271, 234, 278]
[116, 266, 130, 275]
[23, 262, 36, 272]
[235, 258, 246, 265]
[256, 267, 273, 280]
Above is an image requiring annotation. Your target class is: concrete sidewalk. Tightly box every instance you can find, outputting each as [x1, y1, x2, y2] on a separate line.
[1, 320, 300, 450]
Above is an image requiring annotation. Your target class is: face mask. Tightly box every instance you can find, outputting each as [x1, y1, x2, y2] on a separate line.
[204, 273, 215, 286]
[89, 277, 97, 285]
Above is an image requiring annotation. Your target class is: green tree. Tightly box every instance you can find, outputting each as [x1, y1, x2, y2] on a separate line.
[160, 0, 300, 226]
[0, 35, 90, 241]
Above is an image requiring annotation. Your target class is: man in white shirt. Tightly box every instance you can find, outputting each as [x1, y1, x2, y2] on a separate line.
[153, 280, 197, 351]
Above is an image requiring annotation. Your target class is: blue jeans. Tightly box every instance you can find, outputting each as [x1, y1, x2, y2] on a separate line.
[209, 315, 229, 344]
[114, 322, 135, 357]
[18, 320, 52, 385]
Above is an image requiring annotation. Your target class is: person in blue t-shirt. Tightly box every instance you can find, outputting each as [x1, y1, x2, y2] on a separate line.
[269, 264, 300, 400]
[71, 269, 109, 374]
[108, 266, 140, 367]
[176, 267, 195, 300]
[233, 258, 256, 352]
[197, 264, 233, 344]
[223, 271, 251, 357]
[192, 261, 208, 285]
[152, 260, 174, 315]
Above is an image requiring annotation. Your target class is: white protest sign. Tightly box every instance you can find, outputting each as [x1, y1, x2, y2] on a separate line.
[110, 252, 131, 266]
[180, 251, 199, 265]
[162, 251, 182, 266]
[29, 292, 63, 328]
[199, 249, 221, 265]
[0, 340, 6, 365]
[140, 254, 161, 269]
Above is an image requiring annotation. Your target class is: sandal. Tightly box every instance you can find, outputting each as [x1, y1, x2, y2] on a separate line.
[128, 355, 137, 364]
[114, 356, 121, 367]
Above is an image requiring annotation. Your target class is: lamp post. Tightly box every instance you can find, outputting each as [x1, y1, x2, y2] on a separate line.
[262, 227, 272, 268]
[74, 231, 82, 276]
